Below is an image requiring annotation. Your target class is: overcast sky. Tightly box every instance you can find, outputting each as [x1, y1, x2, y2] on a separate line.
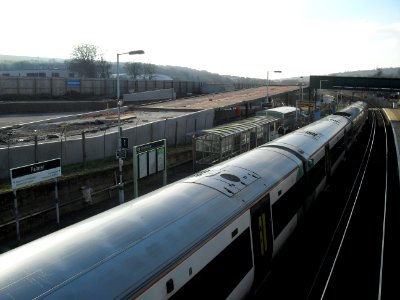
[2, 0, 399, 79]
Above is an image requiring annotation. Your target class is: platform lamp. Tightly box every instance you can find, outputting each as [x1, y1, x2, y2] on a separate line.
[266, 70, 282, 107]
[116, 49, 144, 204]
[317, 79, 329, 110]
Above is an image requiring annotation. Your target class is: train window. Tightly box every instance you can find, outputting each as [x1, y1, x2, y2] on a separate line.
[170, 228, 253, 299]
[231, 228, 238, 238]
[166, 279, 174, 293]
[272, 178, 305, 237]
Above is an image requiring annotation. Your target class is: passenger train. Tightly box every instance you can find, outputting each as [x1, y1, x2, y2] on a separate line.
[0, 101, 369, 299]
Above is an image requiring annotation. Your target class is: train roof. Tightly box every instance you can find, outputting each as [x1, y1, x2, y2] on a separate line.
[333, 101, 368, 120]
[263, 114, 350, 159]
[0, 146, 302, 299]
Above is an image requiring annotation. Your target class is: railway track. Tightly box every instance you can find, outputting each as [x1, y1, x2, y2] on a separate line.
[252, 108, 400, 299]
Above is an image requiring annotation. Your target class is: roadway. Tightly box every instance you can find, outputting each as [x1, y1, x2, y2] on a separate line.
[0, 112, 73, 128]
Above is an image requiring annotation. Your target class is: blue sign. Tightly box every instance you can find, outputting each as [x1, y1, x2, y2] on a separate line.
[67, 79, 81, 87]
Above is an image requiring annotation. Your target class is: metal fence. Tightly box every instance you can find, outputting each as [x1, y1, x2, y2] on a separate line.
[0, 77, 260, 98]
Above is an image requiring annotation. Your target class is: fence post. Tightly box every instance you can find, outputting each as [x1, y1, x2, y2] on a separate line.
[175, 121, 178, 147]
[13, 189, 20, 242]
[103, 129, 107, 158]
[7, 133, 12, 170]
[55, 178, 60, 226]
[34, 133, 38, 163]
[82, 131, 86, 167]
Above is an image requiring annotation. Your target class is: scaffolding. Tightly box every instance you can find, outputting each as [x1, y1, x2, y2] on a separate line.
[192, 115, 280, 171]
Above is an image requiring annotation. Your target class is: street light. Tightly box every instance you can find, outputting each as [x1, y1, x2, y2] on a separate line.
[116, 49, 144, 204]
[300, 76, 304, 101]
[266, 70, 282, 107]
[319, 79, 328, 91]
[117, 50, 145, 100]
[317, 79, 329, 109]
[296, 76, 304, 122]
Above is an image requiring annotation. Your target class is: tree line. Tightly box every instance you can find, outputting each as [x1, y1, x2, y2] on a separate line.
[0, 44, 268, 85]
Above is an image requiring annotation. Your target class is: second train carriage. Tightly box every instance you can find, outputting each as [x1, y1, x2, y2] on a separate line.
[334, 101, 369, 148]
[0, 102, 368, 299]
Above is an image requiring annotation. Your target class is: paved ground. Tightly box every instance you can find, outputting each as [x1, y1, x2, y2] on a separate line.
[0, 112, 73, 128]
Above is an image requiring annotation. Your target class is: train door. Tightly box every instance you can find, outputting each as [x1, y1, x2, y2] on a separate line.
[250, 193, 273, 285]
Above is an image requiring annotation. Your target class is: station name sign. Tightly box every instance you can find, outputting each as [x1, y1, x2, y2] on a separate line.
[67, 79, 81, 87]
[10, 158, 61, 190]
[136, 140, 164, 153]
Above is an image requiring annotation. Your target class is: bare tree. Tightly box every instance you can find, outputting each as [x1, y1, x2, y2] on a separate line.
[124, 62, 143, 79]
[97, 55, 112, 78]
[143, 63, 157, 79]
[374, 68, 383, 77]
[68, 44, 99, 78]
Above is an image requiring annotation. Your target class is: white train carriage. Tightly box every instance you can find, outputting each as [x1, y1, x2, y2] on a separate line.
[0, 146, 304, 299]
[0, 102, 368, 300]
[265, 113, 352, 199]
[334, 101, 369, 147]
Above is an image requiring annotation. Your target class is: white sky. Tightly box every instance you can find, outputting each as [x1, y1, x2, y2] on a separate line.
[2, 0, 399, 79]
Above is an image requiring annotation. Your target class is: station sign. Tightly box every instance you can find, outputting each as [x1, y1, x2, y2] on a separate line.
[67, 79, 81, 87]
[121, 137, 129, 149]
[10, 158, 61, 190]
[136, 140, 164, 153]
[133, 139, 167, 198]
[135, 140, 166, 178]
[116, 149, 127, 159]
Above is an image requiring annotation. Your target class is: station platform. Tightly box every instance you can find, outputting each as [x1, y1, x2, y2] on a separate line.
[382, 108, 400, 184]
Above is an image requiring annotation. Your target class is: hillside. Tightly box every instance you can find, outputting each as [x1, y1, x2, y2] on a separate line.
[0, 55, 263, 84]
[1, 55, 399, 83]
[0, 54, 65, 62]
[330, 67, 400, 78]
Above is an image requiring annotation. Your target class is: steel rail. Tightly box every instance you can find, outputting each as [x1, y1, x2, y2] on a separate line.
[306, 110, 377, 300]
[377, 109, 388, 300]
[320, 110, 378, 299]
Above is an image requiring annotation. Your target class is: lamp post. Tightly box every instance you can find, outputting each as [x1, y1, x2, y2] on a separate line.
[117, 50, 144, 100]
[300, 76, 304, 101]
[296, 76, 304, 122]
[7, 132, 12, 171]
[316, 79, 328, 110]
[116, 49, 144, 204]
[319, 79, 328, 91]
[266, 70, 282, 107]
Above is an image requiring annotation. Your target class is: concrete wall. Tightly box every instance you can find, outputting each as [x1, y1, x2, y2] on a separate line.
[0, 77, 205, 98]
[0, 76, 262, 100]
[0, 109, 214, 179]
[200, 83, 235, 94]
[123, 88, 176, 102]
